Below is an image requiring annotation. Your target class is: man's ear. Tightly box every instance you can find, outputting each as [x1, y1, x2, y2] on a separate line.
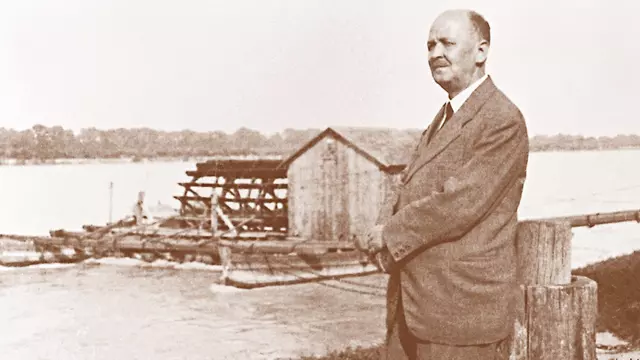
[476, 40, 489, 65]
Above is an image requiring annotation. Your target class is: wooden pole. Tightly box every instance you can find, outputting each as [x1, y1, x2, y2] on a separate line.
[210, 193, 218, 236]
[535, 208, 640, 228]
[517, 220, 572, 285]
[218, 245, 232, 283]
[211, 192, 233, 282]
[508, 220, 598, 360]
[108, 181, 114, 224]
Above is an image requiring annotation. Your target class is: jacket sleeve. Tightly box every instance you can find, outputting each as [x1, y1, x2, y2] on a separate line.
[382, 116, 529, 263]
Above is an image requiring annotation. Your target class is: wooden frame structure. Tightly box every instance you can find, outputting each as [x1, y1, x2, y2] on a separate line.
[279, 128, 407, 242]
[174, 158, 288, 234]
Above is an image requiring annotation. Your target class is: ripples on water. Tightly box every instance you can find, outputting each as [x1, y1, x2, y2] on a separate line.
[0, 260, 387, 360]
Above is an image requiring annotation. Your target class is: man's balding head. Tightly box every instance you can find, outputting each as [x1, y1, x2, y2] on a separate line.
[467, 10, 491, 45]
[427, 9, 491, 98]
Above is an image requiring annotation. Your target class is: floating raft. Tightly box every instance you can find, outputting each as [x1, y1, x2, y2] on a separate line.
[218, 239, 379, 289]
[0, 218, 226, 266]
[2, 209, 639, 287]
[0, 234, 84, 267]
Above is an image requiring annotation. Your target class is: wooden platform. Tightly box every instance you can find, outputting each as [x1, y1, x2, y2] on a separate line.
[1, 220, 366, 271]
[221, 250, 380, 289]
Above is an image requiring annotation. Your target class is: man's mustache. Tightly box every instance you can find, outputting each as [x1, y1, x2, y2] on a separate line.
[429, 59, 450, 69]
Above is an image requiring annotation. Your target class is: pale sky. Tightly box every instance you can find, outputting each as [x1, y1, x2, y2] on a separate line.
[0, 0, 638, 136]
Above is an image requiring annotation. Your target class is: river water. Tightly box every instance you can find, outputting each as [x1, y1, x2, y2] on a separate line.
[1, 150, 640, 359]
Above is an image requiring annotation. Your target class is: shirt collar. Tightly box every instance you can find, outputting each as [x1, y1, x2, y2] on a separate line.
[448, 74, 489, 113]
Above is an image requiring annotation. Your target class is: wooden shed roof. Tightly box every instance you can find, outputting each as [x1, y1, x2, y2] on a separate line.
[190, 157, 287, 178]
[279, 127, 423, 172]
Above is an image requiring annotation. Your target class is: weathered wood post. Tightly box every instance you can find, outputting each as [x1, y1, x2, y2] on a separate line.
[210, 193, 218, 235]
[509, 220, 598, 360]
[108, 181, 114, 224]
[212, 193, 232, 282]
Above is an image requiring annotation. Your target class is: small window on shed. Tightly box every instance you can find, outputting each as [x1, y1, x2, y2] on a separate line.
[322, 137, 337, 161]
[326, 138, 336, 151]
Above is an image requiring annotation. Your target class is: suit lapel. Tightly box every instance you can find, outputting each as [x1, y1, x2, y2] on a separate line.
[401, 104, 446, 183]
[402, 77, 498, 184]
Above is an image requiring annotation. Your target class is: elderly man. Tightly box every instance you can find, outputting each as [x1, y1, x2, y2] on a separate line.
[357, 9, 530, 360]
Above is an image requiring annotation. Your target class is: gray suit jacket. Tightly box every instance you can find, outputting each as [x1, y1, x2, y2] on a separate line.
[378, 76, 530, 345]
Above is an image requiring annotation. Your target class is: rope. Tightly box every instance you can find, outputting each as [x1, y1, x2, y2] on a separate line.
[236, 250, 385, 296]
[332, 276, 386, 290]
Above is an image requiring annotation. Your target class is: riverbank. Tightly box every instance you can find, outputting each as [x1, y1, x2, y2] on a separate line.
[573, 250, 640, 347]
[298, 346, 640, 360]
[299, 346, 381, 360]
[298, 249, 640, 360]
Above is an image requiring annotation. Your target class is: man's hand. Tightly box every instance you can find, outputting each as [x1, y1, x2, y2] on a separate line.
[366, 224, 385, 254]
[355, 224, 385, 255]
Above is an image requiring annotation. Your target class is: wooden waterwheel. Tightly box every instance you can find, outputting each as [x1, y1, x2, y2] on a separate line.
[173, 158, 288, 235]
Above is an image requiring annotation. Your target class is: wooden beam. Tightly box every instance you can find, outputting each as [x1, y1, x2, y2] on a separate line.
[186, 169, 287, 178]
[172, 215, 287, 222]
[535, 208, 640, 228]
[35, 235, 221, 255]
[210, 194, 218, 234]
[173, 195, 286, 204]
[178, 182, 287, 190]
[195, 158, 284, 172]
[217, 239, 358, 254]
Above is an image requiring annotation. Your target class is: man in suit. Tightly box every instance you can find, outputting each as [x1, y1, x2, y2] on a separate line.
[357, 9, 530, 360]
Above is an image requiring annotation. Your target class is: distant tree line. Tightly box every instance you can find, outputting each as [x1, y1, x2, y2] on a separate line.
[0, 125, 638, 161]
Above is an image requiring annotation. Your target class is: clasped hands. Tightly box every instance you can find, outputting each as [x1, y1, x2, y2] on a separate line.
[356, 224, 394, 273]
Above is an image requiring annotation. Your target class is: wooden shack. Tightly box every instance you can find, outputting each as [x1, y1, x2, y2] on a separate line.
[279, 127, 413, 242]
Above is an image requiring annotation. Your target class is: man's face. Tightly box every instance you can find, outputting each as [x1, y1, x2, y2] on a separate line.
[427, 12, 483, 95]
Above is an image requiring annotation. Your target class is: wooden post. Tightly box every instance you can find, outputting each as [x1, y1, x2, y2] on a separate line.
[210, 193, 218, 236]
[218, 245, 231, 282]
[517, 221, 572, 285]
[509, 220, 598, 360]
[108, 181, 114, 224]
[211, 192, 233, 282]
[527, 276, 598, 360]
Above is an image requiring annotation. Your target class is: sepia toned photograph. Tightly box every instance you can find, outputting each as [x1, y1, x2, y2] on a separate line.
[0, 1, 639, 359]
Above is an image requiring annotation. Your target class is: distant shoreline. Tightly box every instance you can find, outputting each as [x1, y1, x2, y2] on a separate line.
[2, 126, 639, 166]
[0, 147, 638, 167]
[0, 157, 193, 166]
[0, 155, 283, 167]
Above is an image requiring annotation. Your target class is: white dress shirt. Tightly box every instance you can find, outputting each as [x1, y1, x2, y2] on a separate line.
[438, 74, 489, 130]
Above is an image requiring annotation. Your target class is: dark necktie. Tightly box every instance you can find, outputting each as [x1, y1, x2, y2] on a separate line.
[439, 102, 454, 131]
[402, 102, 453, 182]
[427, 102, 453, 144]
